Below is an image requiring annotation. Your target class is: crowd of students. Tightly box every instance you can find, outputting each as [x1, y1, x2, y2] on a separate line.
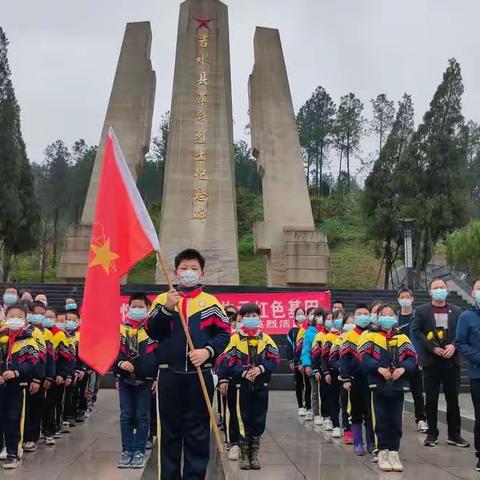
[0, 287, 99, 470]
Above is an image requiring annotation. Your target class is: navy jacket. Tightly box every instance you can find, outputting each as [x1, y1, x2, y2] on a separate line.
[455, 307, 480, 379]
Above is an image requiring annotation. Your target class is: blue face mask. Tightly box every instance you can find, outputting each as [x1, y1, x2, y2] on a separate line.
[334, 319, 343, 329]
[3, 293, 17, 306]
[378, 315, 398, 330]
[343, 323, 355, 332]
[355, 315, 371, 328]
[314, 316, 323, 325]
[43, 317, 55, 329]
[475, 291, 480, 305]
[66, 303, 77, 311]
[65, 320, 77, 332]
[432, 288, 448, 302]
[30, 314, 45, 326]
[370, 314, 379, 325]
[243, 316, 261, 329]
[129, 307, 148, 320]
[398, 298, 412, 308]
[325, 319, 334, 330]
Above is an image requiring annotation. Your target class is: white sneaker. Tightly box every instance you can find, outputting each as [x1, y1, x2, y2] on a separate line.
[305, 411, 314, 421]
[298, 407, 307, 416]
[388, 451, 403, 472]
[417, 420, 428, 433]
[378, 450, 392, 472]
[228, 445, 240, 461]
[332, 427, 342, 438]
[314, 415, 323, 426]
[45, 437, 56, 446]
[0, 447, 7, 460]
[323, 418, 333, 431]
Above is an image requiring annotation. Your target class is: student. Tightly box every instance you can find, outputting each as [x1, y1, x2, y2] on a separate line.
[0, 303, 41, 469]
[340, 304, 375, 457]
[146, 248, 231, 480]
[413, 278, 467, 448]
[332, 299, 345, 314]
[65, 298, 78, 311]
[286, 306, 307, 416]
[24, 301, 51, 452]
[20, 291, 34, 303]
[115, 293, 158, 469]
[217, 303, 279, 470]
[455, 278, 480, 471]
[340, 315, 355, 444]
[34, 293, 48, 307]
[359, 304, 417, 472]
[301, 307, 325, 424]
[397, 288, 427, 432]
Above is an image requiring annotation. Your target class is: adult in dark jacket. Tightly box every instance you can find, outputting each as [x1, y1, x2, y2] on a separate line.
[455, 278, 480, 471]
[412, 278, 468, 448]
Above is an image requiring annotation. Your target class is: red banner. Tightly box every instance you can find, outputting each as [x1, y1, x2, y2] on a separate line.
[119, 291, 331, 334]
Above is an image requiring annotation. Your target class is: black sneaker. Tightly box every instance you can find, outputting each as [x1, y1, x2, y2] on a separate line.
[424, 435, 439, 447]
[476, 456, 480, 472]
[447, 437, 470, 448]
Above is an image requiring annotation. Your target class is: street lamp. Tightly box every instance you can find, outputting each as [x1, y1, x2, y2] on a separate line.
[400, 218, 415, 290]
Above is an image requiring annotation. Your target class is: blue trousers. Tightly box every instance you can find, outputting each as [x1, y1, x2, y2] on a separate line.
[118, 379, 152, 454]
[373, 390, 404, 451]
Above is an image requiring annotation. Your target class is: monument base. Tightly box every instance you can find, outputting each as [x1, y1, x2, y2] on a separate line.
[57, 224, 92, 282]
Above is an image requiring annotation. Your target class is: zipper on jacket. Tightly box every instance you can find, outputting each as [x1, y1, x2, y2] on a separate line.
[185, 298, 189, 372]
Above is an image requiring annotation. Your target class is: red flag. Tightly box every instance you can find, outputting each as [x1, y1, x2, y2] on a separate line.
[79, 128, 159, 375]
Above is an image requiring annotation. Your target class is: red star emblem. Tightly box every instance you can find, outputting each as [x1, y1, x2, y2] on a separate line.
[195, 15, 213, 31]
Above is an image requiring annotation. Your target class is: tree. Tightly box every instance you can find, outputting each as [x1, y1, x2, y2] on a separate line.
[363, 94, 415, 288]
[234, 140, 261, 193]
[0, 28, 40, 280]
[370, 94, 395, 153]
[396, 58, 468, 283]
[334, 93, 365, 192]
[297, 86, 336, 195]
[446, 220, 480, 277]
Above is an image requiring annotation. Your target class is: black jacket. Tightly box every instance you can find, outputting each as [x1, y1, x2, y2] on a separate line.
[412, 303, 462, 368]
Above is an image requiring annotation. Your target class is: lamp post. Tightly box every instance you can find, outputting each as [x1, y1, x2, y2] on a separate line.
[400, 218, 415, 290]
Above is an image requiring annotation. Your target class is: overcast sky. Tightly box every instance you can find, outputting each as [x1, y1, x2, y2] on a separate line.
[2, 0, 480, 178]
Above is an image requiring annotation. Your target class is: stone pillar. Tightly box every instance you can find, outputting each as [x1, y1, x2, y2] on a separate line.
[249, 27, 332, 286]
[57, 22, 156, 281]
[156, 0, 239, 285]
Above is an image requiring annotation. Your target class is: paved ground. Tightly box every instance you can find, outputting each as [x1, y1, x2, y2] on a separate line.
[7, 390, 480, 480]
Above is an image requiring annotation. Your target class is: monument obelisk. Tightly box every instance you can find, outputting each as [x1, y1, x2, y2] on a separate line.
[156, 0, 239, 284]
[58, 22, 156, 281]
[249, 27, 332, 286]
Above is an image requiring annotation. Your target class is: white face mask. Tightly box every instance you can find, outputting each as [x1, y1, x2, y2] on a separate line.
[178, 269, 200, 287]
[6, 318, 25, 331]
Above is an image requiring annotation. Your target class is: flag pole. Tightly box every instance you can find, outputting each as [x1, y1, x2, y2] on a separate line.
[155, 251, 224, 454]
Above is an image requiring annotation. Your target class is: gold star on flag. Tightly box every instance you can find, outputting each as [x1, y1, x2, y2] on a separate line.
[89, 238, 119, 275]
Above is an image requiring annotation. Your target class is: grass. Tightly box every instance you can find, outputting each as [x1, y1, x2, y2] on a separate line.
[239, 253, 267, 285]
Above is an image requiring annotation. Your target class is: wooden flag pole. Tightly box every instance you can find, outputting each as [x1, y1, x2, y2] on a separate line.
[155, 251, 224, 454]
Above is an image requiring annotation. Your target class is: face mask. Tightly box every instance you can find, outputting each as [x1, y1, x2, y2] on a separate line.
[325, 320, 334, 329]
[475, 291, 480, 305]
[65, 320, 77, 332]
[55, 322, 66, 331]
[43, 317, 55, 329]
[6, 318, 25, 331]
[178, 269, 200, 288]
[3, 293, 17, 306]
[66, 303, 77, 311]
[314, 315, 323, 325]
[129, 307, 148, 321]
[243, 316, 261, 329]
[355, 315, 371, 328]
[295, 314, 306, 323]
[30, 314, 45, 326]
[370, 314, 379, 325]
[334, 319, 343, 329]
[432, 288, 448, 302]
[378, 315, 398, 330]
[398, 298, 412, 308]
[343, 323, 355, 332]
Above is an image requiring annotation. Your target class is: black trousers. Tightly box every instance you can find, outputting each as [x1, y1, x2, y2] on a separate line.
[341, 388, 351, 430]
[471, 379, 480, 452]
[410, 365, 426, 423]
[350, 378, 372, 426]
[294, 368, 305, 408]
[373, 391, 404, 451]
[158, 370, 214, 480]
[303, 371, 312, 410]
[326, 375, 341, 428]
[319, 378, 328, 417]
[24, 387, 45, 442]
[0, 383, 26, 459]
[226, 384, 240, 446]
[423, 361, 461, 438]
[237, 383, 268, 439]
[44, 383, 65, 436]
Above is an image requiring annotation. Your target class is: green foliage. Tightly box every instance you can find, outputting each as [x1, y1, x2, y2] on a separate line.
[128, 252, 157, 284]
[234, 140, 261, 193]
[446, 221, 480, 277]
[236, 186, 263, 238]
[370, 93, 395, 152]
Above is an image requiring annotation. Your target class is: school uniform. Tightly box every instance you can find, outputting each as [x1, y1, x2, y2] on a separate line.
[294, 326, 311, 410]
[359, 330, 417, 452]
[286, 325, 305, 409]
[0, 327, 41, 460]
[338, 330, 351, 434]
[146, 285, 230, 480]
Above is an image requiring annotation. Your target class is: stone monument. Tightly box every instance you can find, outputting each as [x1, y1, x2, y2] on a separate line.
[156, 0, 239, 285]
[58, 22, 156, 281]
[249, 27, 332, 287]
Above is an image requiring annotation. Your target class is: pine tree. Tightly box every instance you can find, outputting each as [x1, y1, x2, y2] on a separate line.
[370, 94, 396, 153]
